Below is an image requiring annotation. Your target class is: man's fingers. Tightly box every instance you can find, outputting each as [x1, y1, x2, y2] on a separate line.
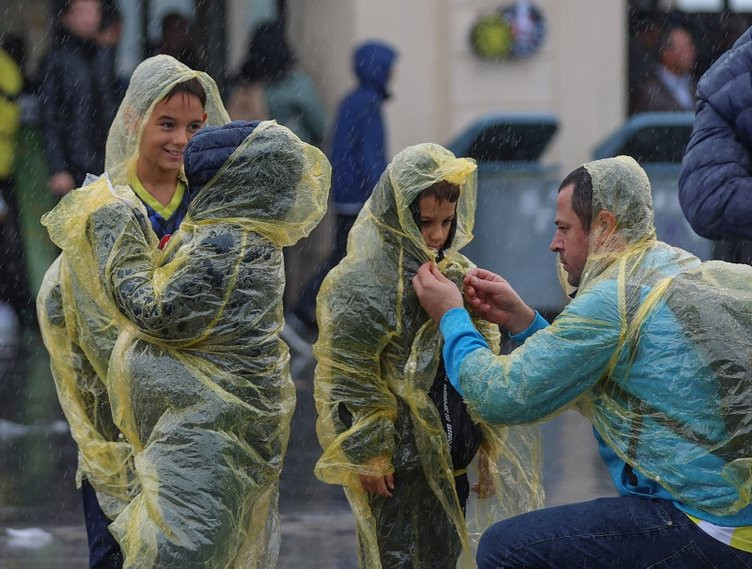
[468, 267, 503, 283]
[430, 264, 452, 284]
[469, 275, 506, 295]
[412, 262, 434, 293]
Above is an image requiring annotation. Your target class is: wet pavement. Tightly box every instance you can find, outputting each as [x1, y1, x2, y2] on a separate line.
[0, 327, 615, 568]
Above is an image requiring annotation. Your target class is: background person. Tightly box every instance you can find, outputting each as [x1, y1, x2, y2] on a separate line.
[38, 0, 118, 196]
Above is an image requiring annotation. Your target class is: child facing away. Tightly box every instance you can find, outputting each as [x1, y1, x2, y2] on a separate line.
[37, 54, 229, 568]
[39, 119, 330, 568]
[313, 143, 544, 568]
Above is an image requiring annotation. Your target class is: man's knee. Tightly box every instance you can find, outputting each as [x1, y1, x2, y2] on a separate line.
[477, 519, 516, 569]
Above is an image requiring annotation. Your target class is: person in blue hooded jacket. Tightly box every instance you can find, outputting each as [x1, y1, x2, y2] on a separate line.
[291, 40, 397, 330]
[414, 156, 752, 568]
[679, 25, 752, 265]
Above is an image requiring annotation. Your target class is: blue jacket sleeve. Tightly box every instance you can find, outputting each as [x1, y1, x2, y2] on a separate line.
[441, 285, 623, 425]
[441, 308, 549, 396]
[440, 308, 489, 395]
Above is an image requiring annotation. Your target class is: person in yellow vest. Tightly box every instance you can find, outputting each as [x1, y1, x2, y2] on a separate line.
[0, 44, 27, 350]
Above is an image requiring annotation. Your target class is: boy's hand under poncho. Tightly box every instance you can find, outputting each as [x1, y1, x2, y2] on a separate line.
[313, 143, 544, 569]
[38, 120, 331, 568]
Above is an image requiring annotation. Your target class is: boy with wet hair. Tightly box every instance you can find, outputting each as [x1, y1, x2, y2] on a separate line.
[314, 143, 543, 568]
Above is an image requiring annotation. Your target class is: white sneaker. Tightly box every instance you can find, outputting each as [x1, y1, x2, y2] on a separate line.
[281, 318, 314, 378]
[0, 303, 20, 359]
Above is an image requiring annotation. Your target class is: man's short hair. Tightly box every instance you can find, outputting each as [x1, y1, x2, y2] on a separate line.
[558, 166, 593, 232]
[163, 78, 207, 108]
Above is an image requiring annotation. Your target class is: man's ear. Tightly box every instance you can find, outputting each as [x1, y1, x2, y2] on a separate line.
[594, 210, 617, 244]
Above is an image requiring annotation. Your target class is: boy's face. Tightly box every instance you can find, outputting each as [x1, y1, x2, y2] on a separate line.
[62, 0, 102, 41]
[138, 93, 207, 177]
[418, 195, 456, 252]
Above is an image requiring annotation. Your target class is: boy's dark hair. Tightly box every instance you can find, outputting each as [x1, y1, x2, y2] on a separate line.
[558, 166, 592, 232]
[419, 180, 461, 203]
[164, 78, 207, 108]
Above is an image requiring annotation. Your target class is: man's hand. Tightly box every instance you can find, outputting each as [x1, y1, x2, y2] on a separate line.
[464, 268, 535, 334]
[49, 172, 76, 197]
[412, 262, 464, 323]
[359, 456, 395, 497]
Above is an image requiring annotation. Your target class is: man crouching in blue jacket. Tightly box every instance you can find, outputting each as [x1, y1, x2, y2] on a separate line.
[414, 155, 752, 568]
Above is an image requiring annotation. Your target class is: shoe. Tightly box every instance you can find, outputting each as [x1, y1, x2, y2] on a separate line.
[281, 317, 315, 378]
[285, 311, 317, 343]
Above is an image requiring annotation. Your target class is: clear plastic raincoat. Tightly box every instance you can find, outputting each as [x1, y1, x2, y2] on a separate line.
[38, 58, 331, 566]
[460, 155, 752, 521]
[37, 54, 230, 521]
[314, 144, 543, 568]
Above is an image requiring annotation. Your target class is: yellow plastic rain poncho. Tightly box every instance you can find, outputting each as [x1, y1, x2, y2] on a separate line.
[37, 55, 230, 521]
[38, 58, 331, 566]
[314, 144, 544, 569]
[39, 120, 330, 567]
[460, 155, 752, 521]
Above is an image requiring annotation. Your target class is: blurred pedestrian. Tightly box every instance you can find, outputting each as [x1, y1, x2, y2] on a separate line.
[631, 24, 698, 114]
[680, 25, 752, 264]
[290, 40, 397, 332]
[227, 21, 327, 147]
[97, 0, 127, 103]
[150, 12, 200, 70]
[38, 0, 119, 196]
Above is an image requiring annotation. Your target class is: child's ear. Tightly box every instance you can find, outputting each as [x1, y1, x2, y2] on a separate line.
[201, 112, 208, 125]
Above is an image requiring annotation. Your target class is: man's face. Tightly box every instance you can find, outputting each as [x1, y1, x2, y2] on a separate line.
[62, 0, 102, 41]
[550, 184, 590, 287]
[663, 29, 696, 75]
